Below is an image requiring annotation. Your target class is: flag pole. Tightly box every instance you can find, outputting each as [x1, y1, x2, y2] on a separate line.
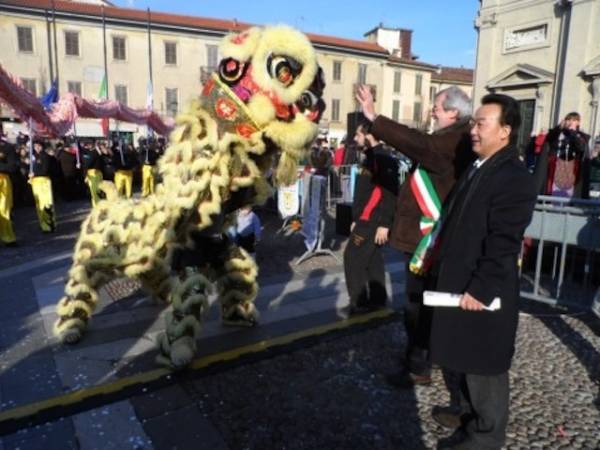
[117, 121, 125, 165]
[28, 117, 34, 175]
[146, 7, 154, 137]
[73, 121, 81, 168]
[147, 7, 153, 105]
[51, 0, 59, 96]
[101, 5, 110, 138]
[102, 5, 109, 97]
[45, 9, 54, 84]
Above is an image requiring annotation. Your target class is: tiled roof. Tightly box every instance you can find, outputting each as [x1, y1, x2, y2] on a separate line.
[1, 0, 388, 55]
[432, 66, 474, 84]
[387, 55, 438, 71]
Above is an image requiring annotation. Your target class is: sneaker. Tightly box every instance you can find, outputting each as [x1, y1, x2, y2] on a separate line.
[386, 371, 432, 388]
[432, 405, 465, 429]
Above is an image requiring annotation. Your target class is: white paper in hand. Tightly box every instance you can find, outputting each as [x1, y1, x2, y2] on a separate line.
[423, 291, 501, 311]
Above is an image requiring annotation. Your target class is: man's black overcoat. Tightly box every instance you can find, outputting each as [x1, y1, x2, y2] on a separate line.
[429, 145, 537, 375]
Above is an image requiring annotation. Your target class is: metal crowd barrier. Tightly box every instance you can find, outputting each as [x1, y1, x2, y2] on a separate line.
[326, 162, 411, 209]
[520, 195, 600, 308]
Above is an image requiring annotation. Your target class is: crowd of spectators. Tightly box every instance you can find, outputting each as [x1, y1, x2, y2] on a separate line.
[6, 132, 166, 208]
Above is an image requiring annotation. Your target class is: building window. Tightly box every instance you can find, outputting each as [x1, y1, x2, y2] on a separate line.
[413, 102, 422, 124]
[115, 85, 128, 106]
[21, 78, 37, 96]
[333, 61, 342, 82]
[164, 41, 177, 65]
[430, 86, 437, 101]
[415, 74, 423, 95]
[331, 99, 340, 122]
[206, 44, 218, 69]
[65, 31, 79, 56]
[166, 88, 178, 117]
[112, 36, 126, 61]
[67, 81, 82, 96]
[392, 100, 400, 122]
[17, 26, 33, 53]
[358, 63, 367, 84]
[393, 71, 402, 94]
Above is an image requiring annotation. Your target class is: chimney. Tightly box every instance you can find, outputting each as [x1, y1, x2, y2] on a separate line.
[400, 29, 412, 59]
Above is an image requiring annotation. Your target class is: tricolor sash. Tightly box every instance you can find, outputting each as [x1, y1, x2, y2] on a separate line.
[409, 167, 442, 275]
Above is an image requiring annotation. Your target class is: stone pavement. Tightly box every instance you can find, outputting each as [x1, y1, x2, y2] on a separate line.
[0, 244, 404, 449]
[0, 202, 599, 449]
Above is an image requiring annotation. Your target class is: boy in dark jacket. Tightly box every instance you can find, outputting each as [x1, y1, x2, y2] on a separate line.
[343, 123, 398, 313]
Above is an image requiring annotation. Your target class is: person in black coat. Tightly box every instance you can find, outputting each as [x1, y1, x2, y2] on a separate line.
[112, 140, 138, 198]
[532, 112, 589, 197]
[139, 137, 161, 197]
[0, 137, 18, 244]
[81, 140, 104, 207]
[57, 136, 85, 201]
[428, 94, 537, 450]
[343, 123, 398, 313]
[29, 139, 56, 232]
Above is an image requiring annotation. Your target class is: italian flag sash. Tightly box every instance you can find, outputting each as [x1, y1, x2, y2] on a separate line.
[409, 167, 442, 275]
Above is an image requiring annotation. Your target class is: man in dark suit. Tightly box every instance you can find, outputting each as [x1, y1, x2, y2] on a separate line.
[429, 94, 537, 450]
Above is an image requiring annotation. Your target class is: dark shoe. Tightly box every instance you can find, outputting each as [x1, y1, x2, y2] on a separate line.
[432, 405, 464, 429]
[386, 371, 432, 388]
[436, 427, 469, 450]
[345, 303, 382, 316]
[4, 241, 18, 247]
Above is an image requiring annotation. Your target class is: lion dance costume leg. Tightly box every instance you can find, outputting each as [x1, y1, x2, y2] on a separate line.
[54, 25, 326, 368]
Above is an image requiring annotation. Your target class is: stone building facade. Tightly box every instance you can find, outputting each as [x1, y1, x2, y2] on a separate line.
[0, 0, 473, 142]
[474, 0, 600, 150]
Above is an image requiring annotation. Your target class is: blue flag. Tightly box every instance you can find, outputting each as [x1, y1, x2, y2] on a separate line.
[40, 80, 58, 110]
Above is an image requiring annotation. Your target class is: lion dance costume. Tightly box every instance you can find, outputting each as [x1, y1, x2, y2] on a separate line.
[54, 25, 325, 368]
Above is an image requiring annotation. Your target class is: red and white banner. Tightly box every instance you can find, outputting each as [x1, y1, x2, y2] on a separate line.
[0, 64, 175, 137]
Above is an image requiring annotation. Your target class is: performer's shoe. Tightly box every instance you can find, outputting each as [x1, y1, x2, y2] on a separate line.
[385, 370, 432, 388]
[4, 241, 18, 247]
[432, 405, 468, 429]
[222, 310, 257, 328]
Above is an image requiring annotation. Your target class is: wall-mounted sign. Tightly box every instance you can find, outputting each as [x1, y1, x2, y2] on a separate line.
[504, 24, 548, 51]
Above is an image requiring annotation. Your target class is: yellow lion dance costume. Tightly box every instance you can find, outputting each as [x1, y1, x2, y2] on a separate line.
[54, 25, 325, 368]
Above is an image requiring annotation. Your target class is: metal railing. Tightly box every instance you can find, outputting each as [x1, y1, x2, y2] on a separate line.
[325, 162, 410, 209]
[520, 195, 600, 308]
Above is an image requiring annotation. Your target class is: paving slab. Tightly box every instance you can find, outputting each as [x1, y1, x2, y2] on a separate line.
[1, 418, 77, 450]
[142, 404, 228, 450]
[0, 244, 404, 448]
[72, 400, 153, 450]
[130, 385, 195, 421]
[0, 354, 62, 412]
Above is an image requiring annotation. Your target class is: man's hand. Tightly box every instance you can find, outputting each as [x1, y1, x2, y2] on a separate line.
[374, 227, 389, 245]
[459, 292, 485, 311]
[355, 85, 376, 122]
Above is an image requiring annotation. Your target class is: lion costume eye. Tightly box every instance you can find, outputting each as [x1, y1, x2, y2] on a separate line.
[219, 58, 246, 85]
[267, 54, 302, 87]
[297, 90, 318, 111]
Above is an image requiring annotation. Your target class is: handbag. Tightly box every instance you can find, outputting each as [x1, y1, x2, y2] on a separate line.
[553, 157, 576, 190]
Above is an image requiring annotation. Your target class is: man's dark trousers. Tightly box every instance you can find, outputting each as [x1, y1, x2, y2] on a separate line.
[403, 254, 432, 377]
[344, 220, 387, 308]
[457, 371, 509, 450]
